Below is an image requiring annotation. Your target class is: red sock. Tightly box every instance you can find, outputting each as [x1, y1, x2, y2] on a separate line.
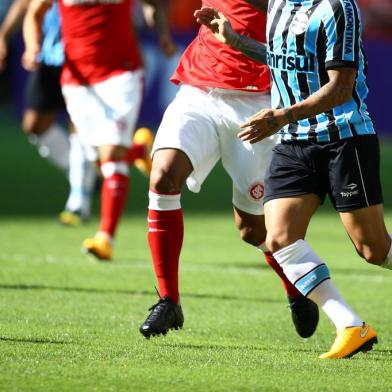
[264, 251, 301, 298]
[148, 209, 184, 303]
[99, 171, 129, 237]
[126, 143, 145, 165]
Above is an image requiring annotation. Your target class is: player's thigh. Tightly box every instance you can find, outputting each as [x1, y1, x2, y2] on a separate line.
[222, 134, 274, 216]
[153, 85, 220, 194]
[218, 93, 276, 216]
[339, 204, 390, 264]
[264, 195, 320, 252]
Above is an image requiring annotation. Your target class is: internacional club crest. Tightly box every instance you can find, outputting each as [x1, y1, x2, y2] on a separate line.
[249, 182, 264, 201]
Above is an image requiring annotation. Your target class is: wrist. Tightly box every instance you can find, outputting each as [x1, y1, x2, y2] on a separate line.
[280, 107, 296, 125]
[227, 30, 240, 48]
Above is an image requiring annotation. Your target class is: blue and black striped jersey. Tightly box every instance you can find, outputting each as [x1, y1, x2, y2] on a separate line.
[267, 0, 375, 142]
[41, 4, 64, 67]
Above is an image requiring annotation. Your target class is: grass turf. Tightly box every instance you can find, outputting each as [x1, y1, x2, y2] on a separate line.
[1, 119, 392, 391]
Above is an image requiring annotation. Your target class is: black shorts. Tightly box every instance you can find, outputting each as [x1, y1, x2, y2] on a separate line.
[25, 64, 66, 111]
[264, 134, 383, 212]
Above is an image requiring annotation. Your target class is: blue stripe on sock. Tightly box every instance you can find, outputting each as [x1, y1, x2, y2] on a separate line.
[295, 264, 330, 297]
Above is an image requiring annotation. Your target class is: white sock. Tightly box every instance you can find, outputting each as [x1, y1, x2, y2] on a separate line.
[30, 124, 70, 171]
[64, 133, 97, 218]
[274, 240, 363, 330]
[381, 235, 392, 270]
[148, 190, 181, 211]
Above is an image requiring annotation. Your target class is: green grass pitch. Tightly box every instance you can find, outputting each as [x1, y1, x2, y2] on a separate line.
[1, 120, 392, 391]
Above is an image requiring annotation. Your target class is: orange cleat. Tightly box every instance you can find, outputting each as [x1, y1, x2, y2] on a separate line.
[82, 231, 113, 261]
[319, 323, 377, 359]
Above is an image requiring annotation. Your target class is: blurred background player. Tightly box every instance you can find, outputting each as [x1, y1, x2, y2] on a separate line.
[23, 0, 176, 261]
[139, 0, 318, 339]
[0, 0, 96, 224]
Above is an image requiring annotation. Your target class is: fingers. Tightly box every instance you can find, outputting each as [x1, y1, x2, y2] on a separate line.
[21, 54, 40, 72]
[194, 7, 219, 18]
[240, 109, 267, 129]
[159, 35, 177, 58]
[238, 127, 265, 144]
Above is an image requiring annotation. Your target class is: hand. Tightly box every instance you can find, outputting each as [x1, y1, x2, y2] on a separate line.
[194, 7, 239, 46]
[0, 34, 7, 72]
[21, 46, 41, 71]
[159, 34, 177, 58]
[239, 108, 288, 144]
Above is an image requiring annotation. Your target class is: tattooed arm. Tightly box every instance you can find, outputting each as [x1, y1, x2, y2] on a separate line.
[194, 6, 267, 64]
[238, 68, 357, 143]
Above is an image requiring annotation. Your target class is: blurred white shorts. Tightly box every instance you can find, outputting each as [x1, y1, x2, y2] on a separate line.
[153, 84, 278, 215]
[62, 70, 143, 160]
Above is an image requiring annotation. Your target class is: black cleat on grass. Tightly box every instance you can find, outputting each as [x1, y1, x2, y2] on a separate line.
[287, 295, 319, 338]
[140, 297, 184, 338]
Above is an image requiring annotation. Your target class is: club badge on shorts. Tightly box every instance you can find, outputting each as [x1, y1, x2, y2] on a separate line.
[249, 182, 264, 201]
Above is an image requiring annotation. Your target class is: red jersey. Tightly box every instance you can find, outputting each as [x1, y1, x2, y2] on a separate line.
[58, 0, 143, 85]
[172, 0, 270, 92]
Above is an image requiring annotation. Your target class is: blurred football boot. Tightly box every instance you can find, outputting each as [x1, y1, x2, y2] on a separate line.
[133, 127, 154, 177]
[82, 231, 113, 261]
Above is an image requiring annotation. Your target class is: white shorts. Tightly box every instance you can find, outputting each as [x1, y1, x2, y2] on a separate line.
[62, 70, 143, 159]
[153, 85, 278, 215]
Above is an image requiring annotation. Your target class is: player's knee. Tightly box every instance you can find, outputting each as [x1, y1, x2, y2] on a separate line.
[355, 242, 387, 266]
[150, 165, 183, 194]
[22, 118, 44, 135]
[236, 218, 266, 246]
[265, 232, 293, 254]
[238, 225, 265, 246]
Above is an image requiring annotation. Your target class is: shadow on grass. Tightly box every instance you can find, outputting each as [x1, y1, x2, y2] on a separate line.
[0, 284, 282, 304]
[0, 336, 71, 345]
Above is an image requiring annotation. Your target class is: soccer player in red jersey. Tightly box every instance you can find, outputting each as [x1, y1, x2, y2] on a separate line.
[23, 0, 176, 260]
[139, 0, 319, 338]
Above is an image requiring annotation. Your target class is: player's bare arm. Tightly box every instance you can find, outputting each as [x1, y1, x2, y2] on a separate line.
[239, 68, 357, 144]
[194, 7, 267, 64]
[142, 0, 176, 58]
[0, 0, 31, 71]
[22, 0, 52, 71]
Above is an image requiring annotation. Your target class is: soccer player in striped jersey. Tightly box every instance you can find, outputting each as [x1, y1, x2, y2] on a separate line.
[202, 0, 392, 358]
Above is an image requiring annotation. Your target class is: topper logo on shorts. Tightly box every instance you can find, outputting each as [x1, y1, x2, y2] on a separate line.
[63, 0, 123, 5]
[249, 183, 264, 201]
[340, 183, 359, 198]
